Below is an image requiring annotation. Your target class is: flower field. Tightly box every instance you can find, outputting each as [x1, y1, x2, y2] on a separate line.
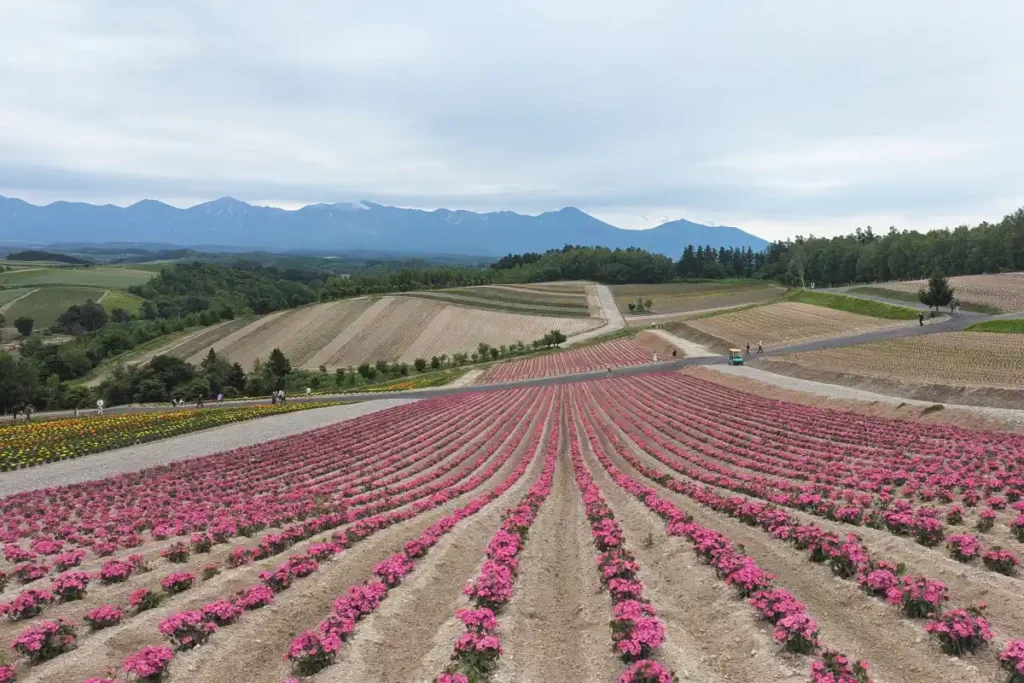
[2, 373, 1024, 682]
[478, 337, 655, 383]
[0, 403, 346, 471]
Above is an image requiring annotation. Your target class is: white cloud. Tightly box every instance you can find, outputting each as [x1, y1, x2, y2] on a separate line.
[1, 1, 1024, 242]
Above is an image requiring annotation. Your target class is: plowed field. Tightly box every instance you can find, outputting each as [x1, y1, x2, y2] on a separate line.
[869, 273, 1024, 313]
[673, 301, 905, 350]
[4, 374, 1024, 682]
[138, 296, 605, 371]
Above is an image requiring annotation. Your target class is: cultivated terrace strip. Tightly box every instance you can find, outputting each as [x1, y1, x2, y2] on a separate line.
[568, 391, 875, 683]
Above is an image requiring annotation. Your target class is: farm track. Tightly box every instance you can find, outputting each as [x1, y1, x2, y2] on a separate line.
[574, 391, 993, 683]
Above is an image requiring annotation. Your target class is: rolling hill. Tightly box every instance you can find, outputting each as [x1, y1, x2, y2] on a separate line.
[0, 196, 768, 257]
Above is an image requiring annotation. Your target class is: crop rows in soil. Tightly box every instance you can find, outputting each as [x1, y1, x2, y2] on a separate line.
[4, 373, 1024, 682]
[479, 337, 656, 383]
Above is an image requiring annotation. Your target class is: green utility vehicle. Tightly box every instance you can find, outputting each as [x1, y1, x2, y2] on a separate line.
[728, 348, 744, 366]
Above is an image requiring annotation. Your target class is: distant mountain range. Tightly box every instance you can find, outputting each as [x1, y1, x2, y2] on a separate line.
[0, 196, 769, 257]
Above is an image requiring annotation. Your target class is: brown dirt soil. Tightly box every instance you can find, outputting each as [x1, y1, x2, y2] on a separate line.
[634, 330, 682, 360]
[680, 302, 904, 350]
[873, 273, 1024, 313]
[309, 296, 391, 369]
[320, 420, 556, 683]
[292, 299, 376, 368]
[581, 393, 998, 683]
[571, 411, 797, 683]
[185, 310, 289, 365]
[491, 441, 620, 683]
[613, 283, 785, 316]
[684, 366, 1024, 434]
[756, 356, 1024, 411]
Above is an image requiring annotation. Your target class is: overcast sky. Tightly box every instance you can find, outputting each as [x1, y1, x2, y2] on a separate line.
[2, 1, 1023, 241]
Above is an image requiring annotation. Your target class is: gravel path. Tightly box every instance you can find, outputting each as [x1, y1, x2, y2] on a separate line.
[647, 328, 717, 358]
[563, 284, 625, 346]
[447, 368, 483, 387]
[0, 399, 416, 497]
[709, 364, 1024, 426]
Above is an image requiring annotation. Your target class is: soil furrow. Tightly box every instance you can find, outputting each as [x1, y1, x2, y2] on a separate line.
[580, 390, 995, 683]
[491, 431, 618, 683]
[570, 405, 795, 683]
[321, 414, 555, 683]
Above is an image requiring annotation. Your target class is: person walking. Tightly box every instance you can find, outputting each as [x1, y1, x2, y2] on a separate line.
[757, 340, 763, 354]
[746, 342, 750, 355]
[918, 312, 924, 326]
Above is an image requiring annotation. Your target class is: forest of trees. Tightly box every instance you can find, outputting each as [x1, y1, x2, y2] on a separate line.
[761, 208, 1024, 287]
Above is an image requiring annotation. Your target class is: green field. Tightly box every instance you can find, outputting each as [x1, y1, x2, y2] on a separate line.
[964, 319, 1024, 333]
[0, 266, 155, 288]
[848, 286, 1002, 314]
[787, 290, 918, 320]
[0, 288, 32, 307]
[4, 287, 108, 329]
[101, 289, 145, 314]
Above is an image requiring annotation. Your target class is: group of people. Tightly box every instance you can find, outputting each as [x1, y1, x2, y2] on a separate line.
[271, 389, 287, 405]
[745, 341, 764, 354]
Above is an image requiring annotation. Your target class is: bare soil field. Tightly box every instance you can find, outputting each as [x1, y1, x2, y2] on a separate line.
[399, 304, 601, 363]
[612, 281, 785, 315]
[6, 376, 1024, 682]
[670, 301, 905, 351]
[167, 294, 603, 371]
[685, 366, 1024, 433]
[755, 333, 1024, 410]
[868, 272, 1024, 312]
[404, 288, 590, 317]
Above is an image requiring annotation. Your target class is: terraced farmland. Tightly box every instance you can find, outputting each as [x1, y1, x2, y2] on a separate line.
[403, 284, 593, 317]
[670, 301, 906, 351]
[612, 280, 785, 316]
[865, 273, 1024, 313]
[147, 295, 605, 370]
[4, 373, 1024, 682]
[760, 331, 1024, 408]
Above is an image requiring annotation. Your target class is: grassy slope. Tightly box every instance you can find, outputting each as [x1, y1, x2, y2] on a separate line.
[786, 290, 918, 320]
[964, 319, 1024, 333]
[0, 266, 155, 288]
[849, 286, 1002, 314]
[101, 290, 145, 314]
[5, 287, 108, 328]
